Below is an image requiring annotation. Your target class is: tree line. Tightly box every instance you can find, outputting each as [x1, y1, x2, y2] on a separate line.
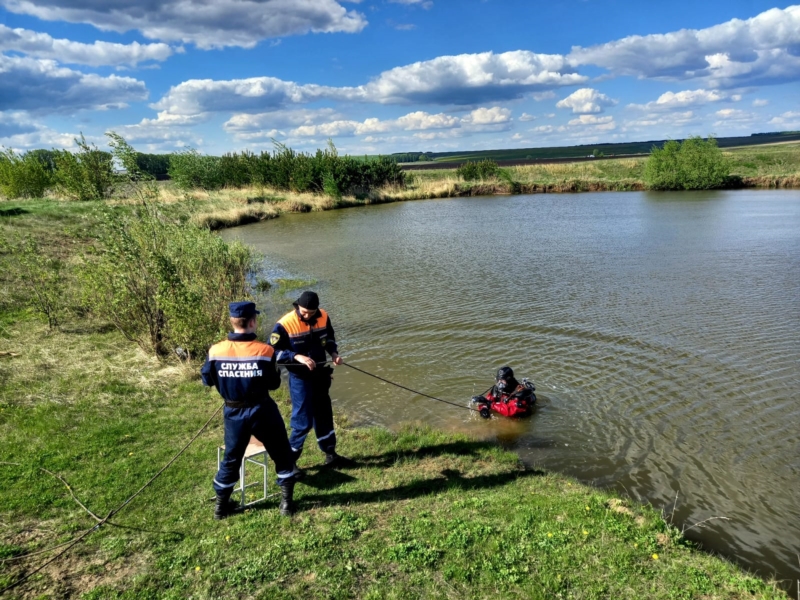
[0, 135, 405, 200]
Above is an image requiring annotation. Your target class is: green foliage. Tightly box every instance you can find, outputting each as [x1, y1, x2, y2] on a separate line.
[81, 202, 254, 358]
[457, 159, 501, 181]
[134, 152, 171, 178]
[107, 132, 160, 205]
[0, 148, 53, 198]
[53, 134, 114, 201]
[644, 136, 731, 190]
[168, 140, 405, 195]
[1, 236, 65, 329]
[168, 149, 224, 190]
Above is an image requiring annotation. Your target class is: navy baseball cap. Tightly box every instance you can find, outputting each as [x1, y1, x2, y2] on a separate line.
[229, 301, 260, 318]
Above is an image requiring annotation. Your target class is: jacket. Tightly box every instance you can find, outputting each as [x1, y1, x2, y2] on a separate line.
[200, 333, 281, 404]
[270, 308, 338, 378]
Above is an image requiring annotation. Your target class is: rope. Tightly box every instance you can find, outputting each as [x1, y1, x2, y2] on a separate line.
[341, 361, 480, 414]
[0, 402, 224, 595]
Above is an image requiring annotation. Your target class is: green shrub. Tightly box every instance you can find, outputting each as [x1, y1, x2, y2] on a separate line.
[1, 237, 65, 329]
[53, 134, 114, 201]
[644, 136, 730, 190]
[81, 203, 254, 358]
[0, 148, 53, 198]
[134, 153, 171, 179]
[81, 134, 254, 358]
[168, 149, 225, 190]
[457, 159, 500, 181]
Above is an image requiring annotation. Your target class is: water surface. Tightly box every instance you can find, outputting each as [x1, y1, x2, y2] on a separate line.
[223, 190, 800, 584]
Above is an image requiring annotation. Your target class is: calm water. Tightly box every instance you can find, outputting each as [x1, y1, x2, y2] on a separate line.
[223, 190, 800, 584]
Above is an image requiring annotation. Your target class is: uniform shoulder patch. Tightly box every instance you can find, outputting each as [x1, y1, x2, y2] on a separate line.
[269, 333, 280, 345]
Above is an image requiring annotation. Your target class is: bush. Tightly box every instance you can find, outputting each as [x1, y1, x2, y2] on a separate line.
[53, 134, 114, 201]
[0, 148, 54, 198]
[135, 153, 171, 179]
[168, 149, 225, 190]
[644, 136, 730, 190]
[79, 134, 254, 358]
[457, 160, 500, 181]
[1, 236, 66, 329]
[81, 203, 254, 358]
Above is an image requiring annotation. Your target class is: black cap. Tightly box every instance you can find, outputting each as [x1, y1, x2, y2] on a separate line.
[496, 366, 514, 381]
[294, 291, 320, 310]
[229, 301, 259, 318]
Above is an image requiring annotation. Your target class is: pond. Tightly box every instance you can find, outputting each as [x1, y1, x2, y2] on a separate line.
[222, 190, 800, 584]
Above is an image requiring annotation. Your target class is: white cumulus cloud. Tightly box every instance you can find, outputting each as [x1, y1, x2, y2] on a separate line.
[0, 24, 173, 66]
[0, 0, 367, 49]
[152, 51, 587, 119]
[568, 5, 800, 88]
[556, 88, 618, 114]
[628, 89, 731, 111]
[0, 54, 148, 114]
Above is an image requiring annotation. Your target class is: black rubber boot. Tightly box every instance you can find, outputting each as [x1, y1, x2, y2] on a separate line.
[279, 480, 296, 517]
[325, 451, 354, 467]
[214, 494, 237, 520]
[291, 463, 306, 481]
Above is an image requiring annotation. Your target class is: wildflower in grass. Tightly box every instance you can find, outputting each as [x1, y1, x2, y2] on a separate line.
[583, 530, 588, 535]
[652, 554, 659, 560]
[585, 505, 590, 511]
[195, 566, 201, 571]
[547, 533, 553, 538]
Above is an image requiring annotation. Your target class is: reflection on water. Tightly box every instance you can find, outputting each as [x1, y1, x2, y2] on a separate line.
[223, 190, 800, 585]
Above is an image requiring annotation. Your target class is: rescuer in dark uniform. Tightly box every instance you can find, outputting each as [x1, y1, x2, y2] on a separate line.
[270, 291, 345, 470]
[201, 301, 297, 519]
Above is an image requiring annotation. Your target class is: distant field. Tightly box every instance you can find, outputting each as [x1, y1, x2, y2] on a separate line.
[397, 141, 800, 197]
[394, 131, 800, 168]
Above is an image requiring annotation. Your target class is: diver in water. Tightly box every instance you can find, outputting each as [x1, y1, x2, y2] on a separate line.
[472, 366, 536, 418]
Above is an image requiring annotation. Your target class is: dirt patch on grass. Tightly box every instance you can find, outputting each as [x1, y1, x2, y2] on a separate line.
[606, 498, 634, 517]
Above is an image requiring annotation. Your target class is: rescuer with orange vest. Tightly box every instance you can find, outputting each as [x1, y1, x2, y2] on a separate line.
[201, 301, 297, 519]
[270, 291, 345, 471]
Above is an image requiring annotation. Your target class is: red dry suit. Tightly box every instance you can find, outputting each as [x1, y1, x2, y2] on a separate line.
[480, 381, 536, 417]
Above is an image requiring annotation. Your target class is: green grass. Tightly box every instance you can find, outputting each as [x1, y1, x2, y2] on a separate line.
[403, 142, 800, 193]
[392, 131, 800, 163]
[0, 199, 791, 599]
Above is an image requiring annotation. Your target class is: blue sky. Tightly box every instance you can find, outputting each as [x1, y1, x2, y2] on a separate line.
[1, 0, 799, 155]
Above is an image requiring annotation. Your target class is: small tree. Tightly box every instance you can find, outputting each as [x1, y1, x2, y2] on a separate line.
[53, 134, 114, 201]
[645, 136, 730, 190]
[0, 148, 53, 198]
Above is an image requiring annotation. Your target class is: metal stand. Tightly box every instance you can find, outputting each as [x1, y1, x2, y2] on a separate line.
[216, 437, 271, 508]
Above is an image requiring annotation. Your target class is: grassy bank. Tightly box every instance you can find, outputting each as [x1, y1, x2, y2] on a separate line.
[173, 141, 800, 228]
[2, 142, 799, 233]
[0, 314, 789, 599]
[0, 201, 791, 599]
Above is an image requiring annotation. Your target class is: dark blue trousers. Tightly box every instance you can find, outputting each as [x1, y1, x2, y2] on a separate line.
[213, 401, 295, 497]
[288, 370, 336, 459]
